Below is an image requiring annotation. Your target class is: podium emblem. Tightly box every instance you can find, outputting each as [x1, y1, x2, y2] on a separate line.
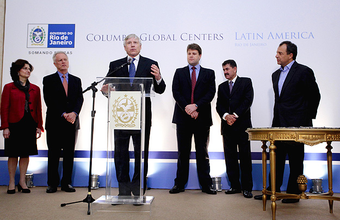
[110, 92, 141, 130]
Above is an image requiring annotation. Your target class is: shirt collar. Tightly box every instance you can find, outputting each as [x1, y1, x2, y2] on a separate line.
[188, 64, 200, 72]
[280, 60, 295, 72]
[57, 71, 68, 78]
[229, 75, 238, 84]
[128, 54, 140, 63]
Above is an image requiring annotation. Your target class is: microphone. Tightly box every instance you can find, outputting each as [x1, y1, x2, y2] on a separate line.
[127, 57, 132, 65]
[106, 58, 132, 77]
[83, 58, 133, 94]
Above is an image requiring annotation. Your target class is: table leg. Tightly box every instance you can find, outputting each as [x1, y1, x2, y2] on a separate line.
[269, 140, 277, 220]
[261, 141, 268, 210]
[326, 141, 333, 213]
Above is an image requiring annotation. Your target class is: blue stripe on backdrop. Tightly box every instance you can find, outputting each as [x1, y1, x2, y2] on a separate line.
[1, 150, 339, 161]
[1, 150, 340, 192]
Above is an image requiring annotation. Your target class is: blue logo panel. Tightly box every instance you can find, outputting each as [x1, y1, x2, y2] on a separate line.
[48, 24, 75, 48]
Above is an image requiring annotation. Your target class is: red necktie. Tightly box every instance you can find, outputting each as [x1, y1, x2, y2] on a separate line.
[62, 75, 68, 96]
[191, 67, 196, 103]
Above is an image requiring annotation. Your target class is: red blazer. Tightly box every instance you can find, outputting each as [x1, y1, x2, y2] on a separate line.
[1, 82, 44, 131]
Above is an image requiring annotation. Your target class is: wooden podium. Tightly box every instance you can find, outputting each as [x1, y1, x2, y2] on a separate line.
[247, 127, 340, 220]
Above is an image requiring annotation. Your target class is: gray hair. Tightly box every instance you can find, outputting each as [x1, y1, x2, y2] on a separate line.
[123, 34, 142, 46]
[53, 51, 68, 63]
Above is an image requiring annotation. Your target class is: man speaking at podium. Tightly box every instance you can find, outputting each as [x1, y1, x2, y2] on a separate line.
[101, 34, 166, 196]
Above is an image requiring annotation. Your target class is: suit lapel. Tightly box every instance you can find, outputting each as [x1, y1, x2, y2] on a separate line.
[68, 74, 75, 96]
[184, 66, 191, 87]
[121, 56, 129, 76]
[135, 56, 146, 77]
[280, 62, 297, 97]
[195, 66, 204, 87]
[230, 77, 239, 96]
[273, 69, 280, 98]
[53, 72, 67, 97]
[123, 60, 129, 76]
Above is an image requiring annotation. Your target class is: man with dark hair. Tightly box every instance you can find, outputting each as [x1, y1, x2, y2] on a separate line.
[216, 59, 254, 198]
[170, 43, 216, 195]
[279, 41, 297, 60]
[254, 41, 320, 203]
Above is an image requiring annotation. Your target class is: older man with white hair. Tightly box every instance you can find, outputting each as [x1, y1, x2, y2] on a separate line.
[102, 34, 166, 196]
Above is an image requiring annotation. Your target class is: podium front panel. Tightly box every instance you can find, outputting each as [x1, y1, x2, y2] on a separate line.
[96, 77, 153, 204]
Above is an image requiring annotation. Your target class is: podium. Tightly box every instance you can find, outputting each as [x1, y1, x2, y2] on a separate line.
[94, 77, 155, 210]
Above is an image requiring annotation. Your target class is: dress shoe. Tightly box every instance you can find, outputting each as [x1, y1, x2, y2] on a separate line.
[202, 187, 217, 195]
[46, 186, 57, 193]
[61, 184, 76, 192]
[169, 185, 185, 194]
[225, 188, 241, 194]
[282, 199, 299, 203]
[7, 187, 15, 194]
[17, 184, 31, 193]
[254, 194, 271, 200]
[243, 190, 253, 198]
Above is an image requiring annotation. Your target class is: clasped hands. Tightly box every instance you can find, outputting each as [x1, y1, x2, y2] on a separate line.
[185, 104, 199, 119]
[224, 114, 237, 126]
[64, 112, 77, 124]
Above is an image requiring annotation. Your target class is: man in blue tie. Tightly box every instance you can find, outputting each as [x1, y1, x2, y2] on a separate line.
[101, 34, 166, 196]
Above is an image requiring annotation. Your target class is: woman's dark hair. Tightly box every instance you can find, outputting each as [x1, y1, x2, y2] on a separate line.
[10, 59, 33, 81]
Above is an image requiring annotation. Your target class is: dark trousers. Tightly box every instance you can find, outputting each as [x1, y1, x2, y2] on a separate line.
[269, 141, 304, 194]
[114, 123, 150, 196]
[222, 131, 253, 191]
[174, 124, 212, 189]
[46, 122, 77, 187]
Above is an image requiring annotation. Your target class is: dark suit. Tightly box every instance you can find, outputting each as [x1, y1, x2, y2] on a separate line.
[106, 55, 166, 195]
[172, 65, 216, 189]
[271, 61, 320, 194]
[216, 77, 253, 191]
[43, 72, 83, 188]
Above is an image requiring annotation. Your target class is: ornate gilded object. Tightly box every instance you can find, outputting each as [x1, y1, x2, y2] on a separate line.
[247, 127, 340, 220]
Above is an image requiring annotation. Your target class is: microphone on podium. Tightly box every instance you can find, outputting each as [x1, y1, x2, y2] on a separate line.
[106, 58, 132, 77]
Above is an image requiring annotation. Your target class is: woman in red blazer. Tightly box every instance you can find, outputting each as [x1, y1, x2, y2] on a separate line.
[0, 59, 44, 194]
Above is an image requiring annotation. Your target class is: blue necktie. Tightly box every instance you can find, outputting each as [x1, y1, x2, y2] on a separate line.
[129, 58, 136, 85]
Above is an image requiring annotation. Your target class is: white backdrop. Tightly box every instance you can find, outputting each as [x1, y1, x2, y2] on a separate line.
[2, 0, 340, 166]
